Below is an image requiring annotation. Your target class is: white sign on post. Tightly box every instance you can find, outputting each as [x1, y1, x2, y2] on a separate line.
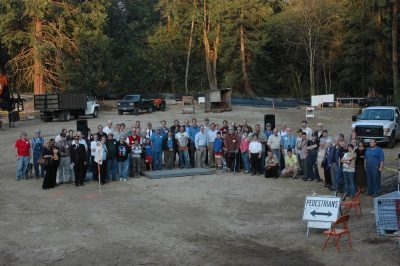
[303, 195, 341, 237]
[306, 106, 315, 119]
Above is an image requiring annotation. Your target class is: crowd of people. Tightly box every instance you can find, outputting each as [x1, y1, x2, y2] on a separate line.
[14, 118, 385, 197]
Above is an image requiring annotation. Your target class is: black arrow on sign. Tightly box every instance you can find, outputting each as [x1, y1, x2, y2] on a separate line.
[311, 210, 332, 217]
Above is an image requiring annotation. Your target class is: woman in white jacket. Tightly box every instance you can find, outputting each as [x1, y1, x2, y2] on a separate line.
[317, 141, 327, 182]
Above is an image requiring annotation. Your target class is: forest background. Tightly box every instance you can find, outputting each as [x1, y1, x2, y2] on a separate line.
[0, 0, 399, 105]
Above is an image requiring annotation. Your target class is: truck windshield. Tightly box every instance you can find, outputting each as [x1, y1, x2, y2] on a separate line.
[124, 95, 140, 101]
[359, 109, 394, 121]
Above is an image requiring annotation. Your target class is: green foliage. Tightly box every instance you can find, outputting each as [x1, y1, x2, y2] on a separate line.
[0, 0, 398, 99]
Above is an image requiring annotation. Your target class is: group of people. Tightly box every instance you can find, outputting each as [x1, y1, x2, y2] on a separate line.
[14, 118, 385, 197]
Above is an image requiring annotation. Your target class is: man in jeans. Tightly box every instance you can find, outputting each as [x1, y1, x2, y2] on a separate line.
[31, 129, 45, 178]
[116, 135, 130, 181]
[365, 139, 385, 197]
[176, 126, 190, 168]
[15, 132, 31, 181]
[150, 128, 164, 170]
[56, 133, 71, 184]
[195, 125, 208, 168]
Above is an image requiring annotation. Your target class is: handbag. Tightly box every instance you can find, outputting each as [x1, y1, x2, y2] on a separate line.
[38, 156, 48, 166]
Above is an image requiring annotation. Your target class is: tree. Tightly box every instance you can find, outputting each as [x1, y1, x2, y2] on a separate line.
[290, 0, 339, 96]
[217, 0, 271, 95]
[392, 0, 399, 106]
[0, 0, 108, 94]
[201, 0, 220, 90]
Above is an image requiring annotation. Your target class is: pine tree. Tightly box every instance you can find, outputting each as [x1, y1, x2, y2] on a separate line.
[0, 0, 108, 94]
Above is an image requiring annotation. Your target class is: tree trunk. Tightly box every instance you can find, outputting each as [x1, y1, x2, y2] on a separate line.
[321, 50, 328, 94]
[185, 13, 195, 94]
[167, 14, 172, 32]
[393, 0, 399, 106]
[240, 24, 255, 96]
[203, 24, 214, 90]
[308, 28, 316, 96]
[328, 49, 332, 93]
[33, 18, 44, 95]
[202, 0, 218, 90]
[211, 24, 220, 90]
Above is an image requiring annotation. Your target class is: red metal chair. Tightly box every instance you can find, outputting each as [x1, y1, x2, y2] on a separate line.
[322, 215, 352, 252]
[341, 190, 362, 218]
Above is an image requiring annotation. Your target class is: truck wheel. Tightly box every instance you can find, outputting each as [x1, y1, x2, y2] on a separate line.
[134, 108, 139, 116]
[118, 110, 123, 115]
[58, 111, 70, 121]
[65, 111, 71, 121]
[387, 132, 396, 148]
[148, 106, 153, 113]
[93, 108, 99, 118]
[42, 117, 53, 122]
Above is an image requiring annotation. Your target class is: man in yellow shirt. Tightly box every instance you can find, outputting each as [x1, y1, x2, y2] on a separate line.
[282, 149, 299, 179]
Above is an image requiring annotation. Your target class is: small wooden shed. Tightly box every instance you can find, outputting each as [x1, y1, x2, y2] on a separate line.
[182, 95, 195, 114]
[204, 88, 232, 113]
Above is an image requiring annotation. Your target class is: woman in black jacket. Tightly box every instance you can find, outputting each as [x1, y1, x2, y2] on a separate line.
[42, 139, 60, 189]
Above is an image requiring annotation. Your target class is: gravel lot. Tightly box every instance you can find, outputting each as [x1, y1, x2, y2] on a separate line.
[0, 104, 399, 265]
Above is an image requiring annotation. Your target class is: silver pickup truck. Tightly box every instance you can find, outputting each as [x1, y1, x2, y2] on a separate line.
[352, 106, 400, 148]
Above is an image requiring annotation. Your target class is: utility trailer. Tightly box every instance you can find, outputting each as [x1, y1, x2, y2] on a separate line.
[34, 93, 99, 122]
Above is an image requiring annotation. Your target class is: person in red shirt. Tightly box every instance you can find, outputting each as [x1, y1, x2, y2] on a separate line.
[126, 128, 141, 147]
[15, 132, 31, 180]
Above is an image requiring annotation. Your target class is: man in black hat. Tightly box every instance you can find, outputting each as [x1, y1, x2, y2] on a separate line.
[70, 134, 87, 187]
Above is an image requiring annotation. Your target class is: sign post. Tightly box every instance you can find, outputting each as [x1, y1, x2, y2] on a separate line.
[306, 106, 315, 120]
[302, 195, 341, 237]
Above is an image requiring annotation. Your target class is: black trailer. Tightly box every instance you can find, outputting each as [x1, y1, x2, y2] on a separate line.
[34, 94, 99, 122]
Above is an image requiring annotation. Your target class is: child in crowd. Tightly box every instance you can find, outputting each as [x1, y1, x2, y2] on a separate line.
[144, 138, 153, 171]
[214, 131, 223, 169]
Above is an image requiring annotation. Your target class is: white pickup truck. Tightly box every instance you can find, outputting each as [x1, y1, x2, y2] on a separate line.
[352, 106, 400, 148]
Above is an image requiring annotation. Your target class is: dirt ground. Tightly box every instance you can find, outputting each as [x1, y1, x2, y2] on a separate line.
[0, 104, 399, 265]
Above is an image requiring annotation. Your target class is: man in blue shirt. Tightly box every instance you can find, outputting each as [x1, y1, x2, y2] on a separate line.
[281, 128, 297, 164]
[188, 118, 200, 168]
[150, 128, 164, 170]
[365, 139, 384, 197]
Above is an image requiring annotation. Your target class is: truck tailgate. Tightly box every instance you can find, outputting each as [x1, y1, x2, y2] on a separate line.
[34, 94, 60, 110]
[34, 94, 86, 110]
